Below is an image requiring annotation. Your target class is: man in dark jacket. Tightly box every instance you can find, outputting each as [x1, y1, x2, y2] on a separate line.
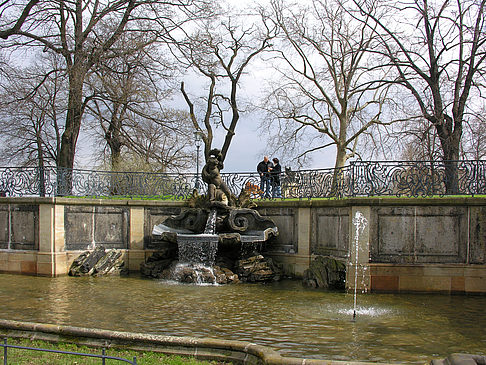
[256, 156, 273, 198]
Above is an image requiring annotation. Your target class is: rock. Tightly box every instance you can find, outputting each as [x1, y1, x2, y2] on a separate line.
[214, 266, 240, 284]
[158, 261, 239, 284]
[303, 256, 346, 290]
[92, 250, 124, 276]
[140, 249, 177, 278]
[215, 255, 235, 271]
[140, 259, 173, 278]
[235, 255, 281, 282]
[69, 246, 127, 276]
[431, 354, 486, 365]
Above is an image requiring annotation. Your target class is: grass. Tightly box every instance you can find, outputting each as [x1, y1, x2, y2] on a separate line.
[61, 194, 179, 200]
[59, 193, 486, 201]
[1, 338, 231, 365]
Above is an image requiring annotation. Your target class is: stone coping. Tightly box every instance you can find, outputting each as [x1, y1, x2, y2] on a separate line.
[0, 196, 187, 207]
[1, 196, 485, 207]
[0, 319, 392, 365]
[256, 196, 486, 207]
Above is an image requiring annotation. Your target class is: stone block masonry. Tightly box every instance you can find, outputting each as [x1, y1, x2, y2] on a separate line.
[0, 196, 485, 294]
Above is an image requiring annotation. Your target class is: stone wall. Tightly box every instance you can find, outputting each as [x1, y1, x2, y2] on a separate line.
[64, 205, 129, 250]
[0, 203, 38, 250]
[0, 196, 485, 293]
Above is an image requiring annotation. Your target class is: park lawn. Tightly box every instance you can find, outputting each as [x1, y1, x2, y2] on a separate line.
[2, 338, 231, 365]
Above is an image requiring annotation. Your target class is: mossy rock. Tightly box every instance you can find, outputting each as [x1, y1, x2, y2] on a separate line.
[303, 256, 346, 290]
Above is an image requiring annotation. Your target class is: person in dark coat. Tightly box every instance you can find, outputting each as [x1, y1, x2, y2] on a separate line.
[256, 156, 273, 198]
[271, 157, 282, 198]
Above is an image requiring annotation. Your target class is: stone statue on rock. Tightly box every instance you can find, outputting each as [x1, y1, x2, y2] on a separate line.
[201, 148, 236, 207]
[149, 146, 281, 284]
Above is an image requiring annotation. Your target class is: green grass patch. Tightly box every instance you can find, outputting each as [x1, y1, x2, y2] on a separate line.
[59, 194, 486, 201]
[61, 195, 184, 201]
[2, 338, 230, 365]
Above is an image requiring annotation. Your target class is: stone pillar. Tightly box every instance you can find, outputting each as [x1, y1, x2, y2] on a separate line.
[346, 206, 371, 291]
[127, 207, 145, 272]
[294, 207, 312, 276]
[37, 203, 66, 276]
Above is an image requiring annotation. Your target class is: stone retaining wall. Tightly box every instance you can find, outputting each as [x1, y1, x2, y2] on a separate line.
[0, 196, 485, 293]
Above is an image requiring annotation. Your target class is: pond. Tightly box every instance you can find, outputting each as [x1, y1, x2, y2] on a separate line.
[0, 273, 485, 364]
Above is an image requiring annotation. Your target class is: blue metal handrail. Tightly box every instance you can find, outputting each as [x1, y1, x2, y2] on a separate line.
[1, 338, 137, 364]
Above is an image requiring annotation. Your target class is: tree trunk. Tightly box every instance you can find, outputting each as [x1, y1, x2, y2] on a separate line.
[36, 134, 46, 197]
[106, 108, 123, 171]
[57, 70, 84, 195]
[331, 145, 347, 197]
[442, 142, 460, 195]
[435, 119, 461, 194]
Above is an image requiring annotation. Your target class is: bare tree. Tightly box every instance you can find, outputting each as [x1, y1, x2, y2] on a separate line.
[122, 110, 194, 172]
[0, 54, 66, 168]
[462, 110, 486, 160]
[84, 32, 193, 172]
[0, 0, 39, 39]
[355, 0, 486, 192]
[262, 0, 393, 174]
[169, 8, 276, 162]
[0, 54, 66, 195]
[1, 0, 203, 193]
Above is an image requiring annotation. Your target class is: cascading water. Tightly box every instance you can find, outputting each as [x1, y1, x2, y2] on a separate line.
[351, 210, 368, 320]
[174, 209, 219, 284]
[204, 209, 217, 235]
[150, 148, 279, 285]
[177, 209, 218, 264]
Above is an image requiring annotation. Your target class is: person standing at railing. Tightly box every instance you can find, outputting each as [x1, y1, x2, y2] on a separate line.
[271, 158, 282, 198]
[257, 156, 273, 198]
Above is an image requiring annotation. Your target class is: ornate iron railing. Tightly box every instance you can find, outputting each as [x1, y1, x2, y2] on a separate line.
[0, 160, 485, 199]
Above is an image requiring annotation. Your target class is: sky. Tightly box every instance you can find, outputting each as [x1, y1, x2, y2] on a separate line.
[164, 48, 338, 174]
[1, 0, 338, 173]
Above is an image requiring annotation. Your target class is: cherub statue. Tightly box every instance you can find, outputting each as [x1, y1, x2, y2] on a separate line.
[201, 148, 235, 206]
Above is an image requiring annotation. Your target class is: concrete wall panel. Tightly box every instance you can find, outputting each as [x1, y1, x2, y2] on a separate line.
[372, 206, 466, 264]
[258, 207, 296, 252]
[144, 206, 182, 249]
[65, 206, 128, 250]
[93, 207, 128, 248]
[10, 205, 37, 250]
[64, 206, 93, 250]
[312, 207, 349, 258]
[0, 205, 8, 249]
[469, 206, 486, 264]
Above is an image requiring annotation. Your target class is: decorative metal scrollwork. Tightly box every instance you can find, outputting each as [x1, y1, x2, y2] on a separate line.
[0, 160, 484, 199]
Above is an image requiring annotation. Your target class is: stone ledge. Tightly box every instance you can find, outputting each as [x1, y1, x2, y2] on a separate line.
[2, 196, 486, 209]
[256, 196, 486, 208]
[0, 319, 385, 365]
[0, 197, 188, 207]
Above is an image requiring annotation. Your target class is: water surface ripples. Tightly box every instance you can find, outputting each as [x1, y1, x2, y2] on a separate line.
[0, 274, 485, 364]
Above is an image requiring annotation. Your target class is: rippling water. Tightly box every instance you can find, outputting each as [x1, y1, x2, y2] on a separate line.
[0, 273, 485, 363]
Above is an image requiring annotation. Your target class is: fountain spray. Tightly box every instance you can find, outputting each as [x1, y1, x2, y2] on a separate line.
[352, 211, 368, 320]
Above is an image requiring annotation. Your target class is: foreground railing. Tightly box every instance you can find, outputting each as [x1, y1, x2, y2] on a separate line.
[0, 160, 485, 199]
[1, 338, 137, 364]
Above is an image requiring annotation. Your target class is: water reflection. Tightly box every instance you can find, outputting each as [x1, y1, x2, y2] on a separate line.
[0, 274, 484, 364]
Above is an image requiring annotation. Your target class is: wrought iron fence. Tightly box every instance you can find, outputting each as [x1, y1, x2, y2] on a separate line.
[0, 160, 485, 199]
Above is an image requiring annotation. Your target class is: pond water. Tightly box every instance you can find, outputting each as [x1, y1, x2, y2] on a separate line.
[0, 273, 485, 364]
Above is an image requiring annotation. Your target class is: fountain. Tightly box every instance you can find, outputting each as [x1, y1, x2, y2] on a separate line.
[148, 148, 279, 284]
[351, 211, 368, 320]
